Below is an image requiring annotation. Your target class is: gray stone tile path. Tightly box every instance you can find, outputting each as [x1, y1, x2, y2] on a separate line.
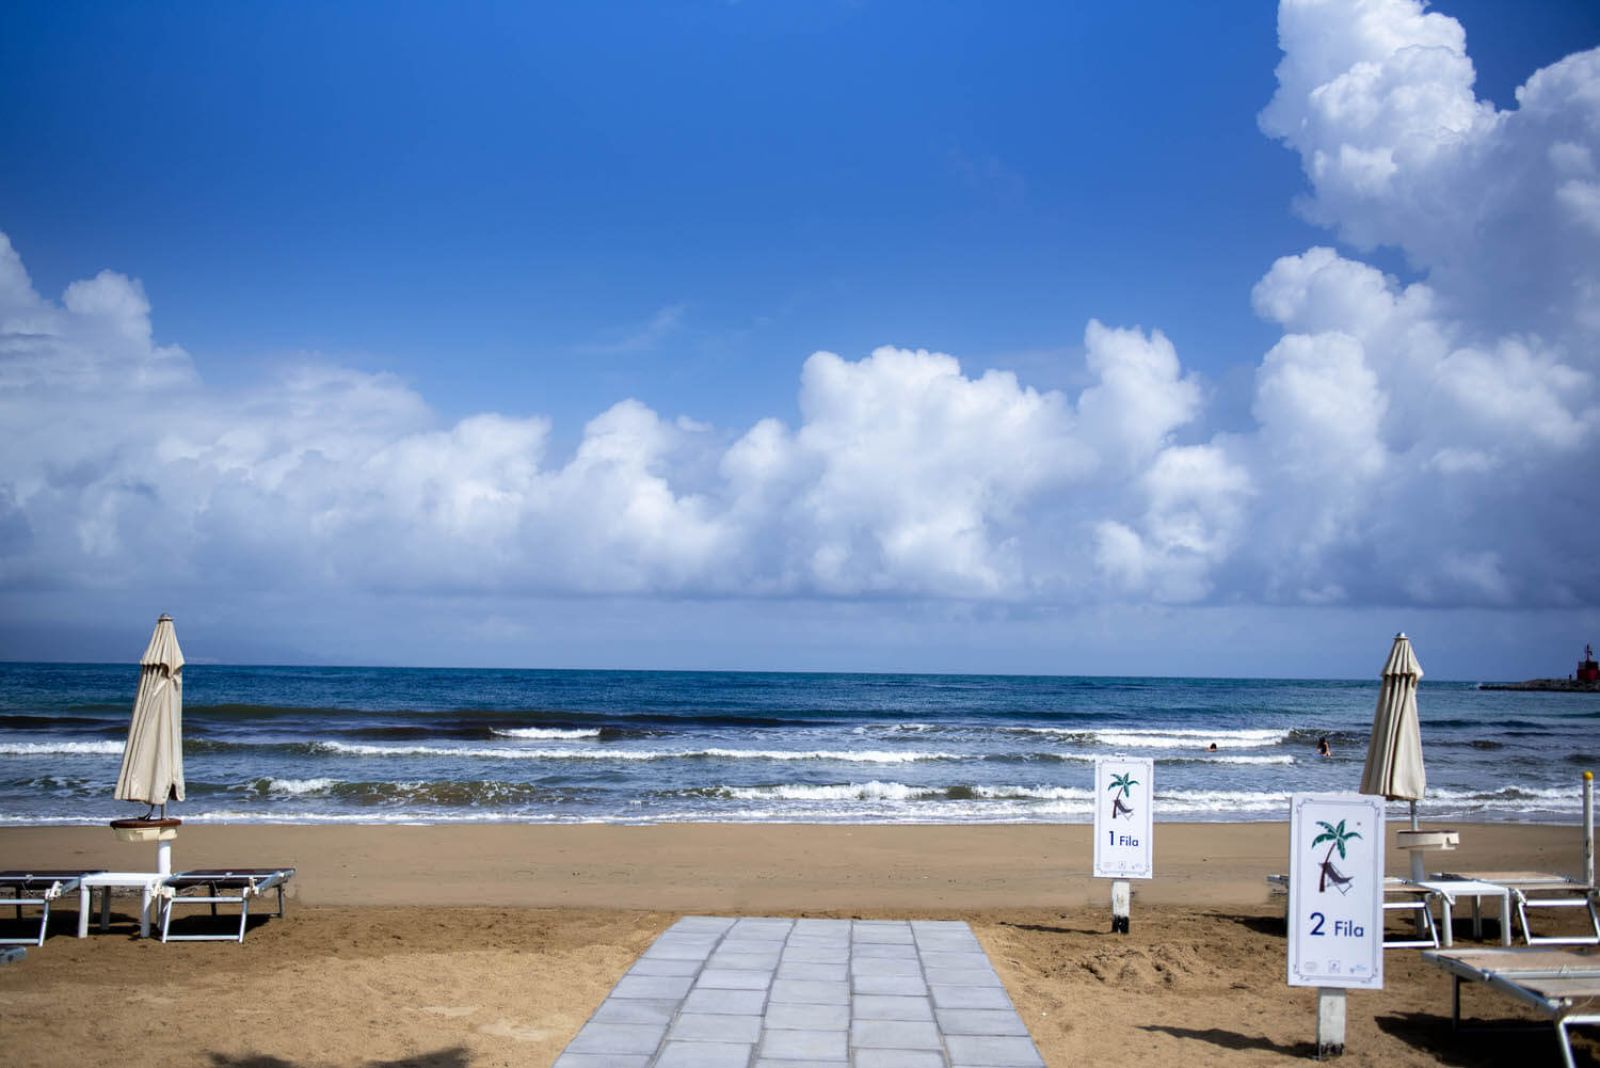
[555, 916, 1044, 1068]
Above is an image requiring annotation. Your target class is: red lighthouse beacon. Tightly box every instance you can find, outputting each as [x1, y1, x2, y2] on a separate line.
[1579, 644, 1600, 684]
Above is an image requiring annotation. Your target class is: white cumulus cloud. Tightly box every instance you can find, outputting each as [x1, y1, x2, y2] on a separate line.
[2, 0, 1598, 642]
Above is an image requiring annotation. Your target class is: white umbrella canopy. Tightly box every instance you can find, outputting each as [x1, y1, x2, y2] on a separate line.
[1360, 632, 1426, 811]
[114, 614, 185, 815]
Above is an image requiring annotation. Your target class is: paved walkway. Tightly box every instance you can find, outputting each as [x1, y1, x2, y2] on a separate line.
[555, 915, 1045, 1067]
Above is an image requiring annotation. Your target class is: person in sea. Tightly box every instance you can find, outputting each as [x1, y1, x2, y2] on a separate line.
[1316, 736, 1331, 757]
[1207, 742, 1218, 752]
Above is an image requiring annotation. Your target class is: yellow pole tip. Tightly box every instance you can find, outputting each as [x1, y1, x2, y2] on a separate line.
[1586, 770, 1594, 781]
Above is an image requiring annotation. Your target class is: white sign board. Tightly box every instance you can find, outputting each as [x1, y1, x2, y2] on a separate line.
[1093, 757, 1154, 879]
[1287, 793, 1385, 990]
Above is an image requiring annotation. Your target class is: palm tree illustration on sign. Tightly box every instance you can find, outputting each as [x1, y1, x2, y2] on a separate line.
[1108, 771, 1137, 820]
[1312, 819, 1361, 895]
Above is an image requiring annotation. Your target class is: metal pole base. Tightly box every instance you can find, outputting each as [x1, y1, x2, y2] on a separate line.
[1111, 879, 1130, 934]
[1316, 988, 1347, 1059]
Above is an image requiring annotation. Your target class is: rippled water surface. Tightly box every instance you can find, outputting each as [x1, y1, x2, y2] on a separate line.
[1, 664, 1594, 825]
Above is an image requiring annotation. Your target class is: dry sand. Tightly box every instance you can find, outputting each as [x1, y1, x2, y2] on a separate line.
[1, 821, 1595, 1067]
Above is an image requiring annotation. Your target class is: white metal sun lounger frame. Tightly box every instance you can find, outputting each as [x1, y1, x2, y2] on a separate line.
[1515, 886, 1600, 947]
[0, 871, 100, 946]
[158, 868, 295, 943]
[1424, 947, 1600, 1068]
[1439, 871, 1600, 947]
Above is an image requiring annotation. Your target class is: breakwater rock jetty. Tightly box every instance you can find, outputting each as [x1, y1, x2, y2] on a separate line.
[1479, 678, 1600, 692]
[1481, 643, 1600, 692]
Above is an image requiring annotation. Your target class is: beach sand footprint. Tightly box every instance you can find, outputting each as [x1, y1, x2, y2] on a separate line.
[477, 1018, 553, 1042]
[420, 1005, 479, 1019]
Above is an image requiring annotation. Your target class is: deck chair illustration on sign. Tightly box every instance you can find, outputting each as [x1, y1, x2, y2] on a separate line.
[0, 870, 102, 946]
[158, 868, 295, 943]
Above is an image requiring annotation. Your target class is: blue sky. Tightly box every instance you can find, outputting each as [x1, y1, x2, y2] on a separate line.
[2, 1, 1599, 678]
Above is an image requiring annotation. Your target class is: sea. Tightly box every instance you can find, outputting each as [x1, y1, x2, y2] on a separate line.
[0, 664, 1594, 827]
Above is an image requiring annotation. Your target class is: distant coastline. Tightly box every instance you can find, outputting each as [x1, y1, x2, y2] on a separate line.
[1478, 678, 1600, 692]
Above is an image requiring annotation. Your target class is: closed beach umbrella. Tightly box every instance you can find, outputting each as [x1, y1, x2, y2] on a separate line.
[1360, 632, 1425, 824]
[114, 614, 185, 815]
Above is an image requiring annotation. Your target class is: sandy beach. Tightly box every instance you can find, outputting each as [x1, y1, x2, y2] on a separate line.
[2, 821, 1596, 1066]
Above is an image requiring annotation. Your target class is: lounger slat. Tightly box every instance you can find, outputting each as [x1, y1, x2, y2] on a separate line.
[158, 867, 294, 943]
[0, 871, 103, 946]
[1427, 946, 1600, 1068]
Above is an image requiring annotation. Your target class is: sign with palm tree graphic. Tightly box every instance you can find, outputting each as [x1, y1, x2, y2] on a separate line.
[1312, 819, 1360, 895]
[1288, 794, 1384, 990]
[1093, 757, 1153, 879]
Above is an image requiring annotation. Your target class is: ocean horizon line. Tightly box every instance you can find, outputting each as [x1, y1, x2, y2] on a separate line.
[0, 658, 1516, 686]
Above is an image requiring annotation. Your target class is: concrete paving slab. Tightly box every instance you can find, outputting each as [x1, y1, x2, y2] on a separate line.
[654, 1040, 754, 1067]
[668, 1012, 762, 1043]
[553, 1054, 652, 1068]
[923, 966, 1003, 987]
[592, 999, 682, 1026]
[612, 975, 694, 1000]
[776, 961, 847, 982]
[852, 995, 934, 1021]
[851, 955, 923, 976]
[850, 1018, 943, 1050]
[628, 957, 702, 977]
[763, 1002, 850, 1031]
[921, 951, 992, 969]
[854, 1052, 947, 1068]
[682, 988, 768, 1015]
[759, 1028, 849, 1061]
[945, 1034, 1046, 1066]
[783, 943, 850, 963]
[770, 978, 852, 1005]
[929, 985, 1012, 1010]
[936, 1009, 1029, 1036]
[566, 1021, 669, 1055]
[712, 950, 783, 970]
[556, 915, 1043, 1067]
[852, 941, 920, 959]
[698, 968, 775, 990]
[852, 974, 929, 996]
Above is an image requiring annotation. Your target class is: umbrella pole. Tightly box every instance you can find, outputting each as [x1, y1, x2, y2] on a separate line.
[156, 800, 174, 876]
[1585, 771, 1594, 889]
[1407, 800, 1426, 889]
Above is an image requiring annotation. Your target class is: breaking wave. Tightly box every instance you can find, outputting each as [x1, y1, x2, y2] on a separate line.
[0, 740, 124, 756]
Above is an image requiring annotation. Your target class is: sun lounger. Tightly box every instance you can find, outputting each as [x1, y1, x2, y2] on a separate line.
[1266, 873, 1439, 949]
[157, 868, 295, 943]
[1425, 946, 1600, 1068]
[0, 870, 102, 946]
[1438, 871, 1600, 946]
[1407, 875, 1514, 947]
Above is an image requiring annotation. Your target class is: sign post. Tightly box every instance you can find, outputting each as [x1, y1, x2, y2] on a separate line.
[1094, 757, 1153, 933]
[1288, 793, 1385, 1058]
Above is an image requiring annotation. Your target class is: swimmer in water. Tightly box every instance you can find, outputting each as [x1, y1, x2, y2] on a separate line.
[1207, 742, 1218, 752]
[1316, 736, 1331, 757]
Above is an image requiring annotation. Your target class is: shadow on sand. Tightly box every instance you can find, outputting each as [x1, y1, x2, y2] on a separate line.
[207, 1047, 471, 1068]
[1138, 1024, 1315, 1057]
[996, 920, 1107, 936]
[1375, 1011, 1596, 1067]
[1221, 912, 1285, 936]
